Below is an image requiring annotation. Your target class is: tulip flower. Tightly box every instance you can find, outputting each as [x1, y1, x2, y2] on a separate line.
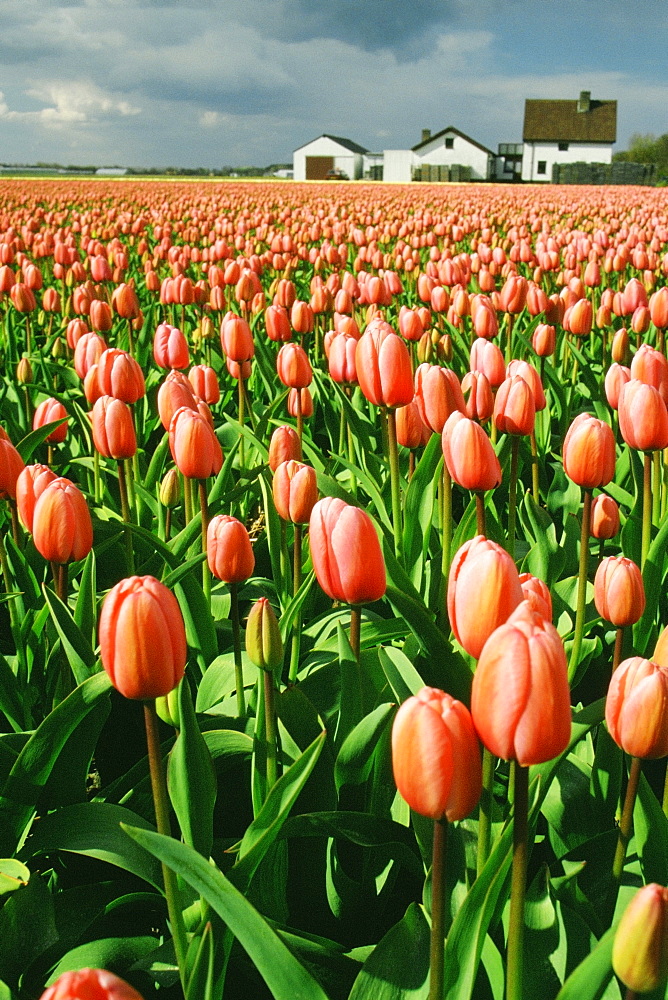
[612, 883, 668, 995]
[519, 572, 552, 622]
[91, 396, 137, 461]
[414, 363, 466, 434]
[16, 464, 57, 533]
[168, 406, 223, 483]
[247, 596, 284, 788]
[33, 397, 68, 447]
[590, 493, 620, 541]
[221, 313, 254, 362]
[32, 477, 93, 567]
[265, 303, 292, 342]
[309, 497, 386, 657]
[604, 363, 631, 411]
[392, 686, 482, 1000]
[39, 967, 145, 1000]
[461, 371, 494, 423]
[188, 364, 220, 405]
[153, 322, 190, 370]
[268, 424, 302, 471]
[97, 349, 145, 404]
[74, 332, 107, 379]
[594, 556, 645, 628]
[0, 437, 25, 504]
[273, 460, 318, 525]
[469, 338, 506, 388]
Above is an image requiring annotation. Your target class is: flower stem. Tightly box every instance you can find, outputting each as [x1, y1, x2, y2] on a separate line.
[477, 747, 495, 877]
[230, 582, 246, 717]
[238, 377, 245, 467]
[507, 436, 520, 560]
[296, 388, 303, 442]
[263, 669, 277, 790]
[613, 627, 624, 674]
[530, 430, 540, 502]
[198, 480, 211, 607]
[568, 488, 592, 683]
[642, 452, 653, 568]
[506, 761, 529, 1000]
[117, 460, 135, 575]
[612, 756, 642, 885]
[386, 407, 403, 559]
[475, 493, 486, 537]
[429, 819, 448, 1000]
[350, 605, 361, 662]
[440, 465, 452, 623]
[288, 523, 303, 683]
[143, 701, 188, 991]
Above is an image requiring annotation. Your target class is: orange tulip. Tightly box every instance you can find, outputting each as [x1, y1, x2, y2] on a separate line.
[469, 338, 506, 388]
[461, 371, 494, 423]
[396, 399, 431, 448]
[562, 412, 616, 488]
[605, 656, 668, 758]
[168, 407, 223, 480]
[287, 387, 313, 419]
[220, 313, 254, 362]
[157, 371, 197, 431]
[273, 460, 318, 523]
[604, 363, 631, 411]
[33, 397, 68, 444]
[442, 411, 501, 493]
[39, 967, 145, 1000]
[153, 323, 190, 370]
[590, 494, 620, 539]
[188, 364, 220, 405]
[414, 363, 465, 433]
[32, 477, 93, 564]
[618, 379, 668, 452]
[99, 575, 186, 700]
[355, 325, 413, 409]
[493, 374, 535, 436]
[612, 883, 668, 994]
[207, 514, 255, 583]
[0, 437, 26, 500]
[97, 349, 145, 404]
[74, 332, 107, 379]
[91, 396, 137, 460]
[532, 323, 555, 357]
[276, 342, 313, 389]
[268, 425, 302, 471]
[111, 282, 140, 320]
[471, 601, 571, 765]
[265, 303, 292, 342]
[16, 464, 57, 532]
[519, 572, 552, 622]
[328, 332, 358, 385]
[447, 535, 523, 659]
[309, 497, 386, 605]
[90, 299, 113, 333]
[594, 556, 645, 627]
[392, 686, 482, 821]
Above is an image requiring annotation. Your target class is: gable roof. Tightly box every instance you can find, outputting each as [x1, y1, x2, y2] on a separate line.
[412, 126, 495, 157]
[293, 134, 368, 155]
[523, 99, 617, 143]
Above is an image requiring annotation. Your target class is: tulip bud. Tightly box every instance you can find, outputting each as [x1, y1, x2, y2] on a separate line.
[16, 464, 58, 532]
[38, 967, 145, 1000]
[532, 323, 555, 357]
[156, 684, 181, 729]
[562, 412, 616, 488]
[611, 327, 630, 365]
[246, 597, 284, 671]
[594, 555, 645, 626]
[159, 468, 181, 508]
[612, 883, 668, 994]
[519, 572, 552, 622]
[99, 575, 186, 700]
[309, 497, 386, 606]
[207, 514, 255, 583]
[618, 379, 668, 453]
[268, 424, 301, 471]
[16, 357, 32, 384]
[32, 477, 93, 564]
[590, 494, 620, 539]
[493, 374, 535, 436]
[273, 460, 318, 524]
[392, 686, 482, 822]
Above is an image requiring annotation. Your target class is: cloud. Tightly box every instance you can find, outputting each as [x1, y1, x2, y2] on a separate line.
[0, 81, 140, 128]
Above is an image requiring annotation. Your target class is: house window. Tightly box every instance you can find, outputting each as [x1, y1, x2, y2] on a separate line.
[445, 137, 454, 149]
[537, 161, 547, 175]
[558, 141, 569, 152]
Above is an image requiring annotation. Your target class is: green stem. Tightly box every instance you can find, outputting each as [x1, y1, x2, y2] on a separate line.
[386, 407, 403, 559]
[612, 756, 642, 886]
[296, 388, 303, 442]
[568, 489, 592, 682]
[506, 761, 529, 1000]
[350, 605, 362, 662]
[0, 530, 18, 633]
[288, 523, 302, 683]
[127, 317, 135, 357]
[476, 747, 495, 877]
[613, 627, 624, 674]
[429, 819, 448, 1000]
[279, 519, 290, 603]
[507, 437, 520, 559]
[117, 460, 135, 575]
[9, 502, 19, 548]
[230, 583, 246, 717]
[530, 430, 540, 503]
[198, 480, 211, 607]
[183, 474, 193, 525]
[93, 449, 101, 504]
[653, 449, 662, 526]
[642, 452, 652, 569]
[662, 762, 668, 819]
[346, 400, 357, 498]
[238, 377, 245, 467]
[143, 701, 188, 991]
[475, 493, 486, 536]
[264, 669, 277, 790]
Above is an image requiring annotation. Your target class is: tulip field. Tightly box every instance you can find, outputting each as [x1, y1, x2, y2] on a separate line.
[3, 176, 668, 999]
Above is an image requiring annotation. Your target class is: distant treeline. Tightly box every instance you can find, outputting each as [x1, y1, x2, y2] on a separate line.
[1, 163, 291, 176]
[614, 134, 668, 180]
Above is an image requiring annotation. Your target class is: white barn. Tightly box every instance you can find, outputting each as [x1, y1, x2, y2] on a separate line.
[383, 127, 495, 183]
[521, 91, 617, 182]
[293, 134, 368, 181]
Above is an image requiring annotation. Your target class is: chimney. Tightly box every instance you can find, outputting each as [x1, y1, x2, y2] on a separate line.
[577, 90, 591, 113]
[421, 128, 431, 143]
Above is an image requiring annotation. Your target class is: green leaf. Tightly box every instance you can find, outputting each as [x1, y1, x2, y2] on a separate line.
[0, 872, 58, 987]
[15, 418, 68, 461]
[186, 921, 215, 1000]
[385, 585, 471, 705]
[196, 654, 257, 713]
[46, 936, 159, 986]
[0, 653, 28, 732]
[43, 584, 98, 685]
[334, 624, 363, 750]
[73, 548, 97, 648]
[176, 573, 217, 670]
[21, 801, 162, 888]
[279, 570, 316, 644]
[378, 645, 424, 704]
[555, 926, 617, 1000]
[634, 770, 668, 886]
[0, 859, 29, 896]
[233, 731, 326, 888]
[335, 703, 394, 791]
[169, 679, 217, 859]
[121, 825, 330, 1000]
[403, 433, 440, 594]
[0, 672, 112, 855]
[349, 902, 430, 999]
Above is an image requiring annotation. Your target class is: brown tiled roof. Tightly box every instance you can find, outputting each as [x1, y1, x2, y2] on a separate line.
[523, 99, 617, 143]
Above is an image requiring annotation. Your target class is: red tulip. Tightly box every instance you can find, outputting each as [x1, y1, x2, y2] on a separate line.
[265, 304, 292, 342]
[594, 556, 645, 626]
[309, 497, 386, 605]
[618, 379, 668, 452]
[0, 437, 25, 500]
[287, 387, 313, 419]
[277, 342, 313, 389]
[471, 601, 571, 765]
[590, 494, 620, 539]
[99, 575, 186, 700]
[153, 323, 190, 370]
[207, 514, 255, 583]
[355, 326, 413, 409]
[273, 460, 318, 523]
[392, 686, 482, 821]
[32, 477, 93, 564]
[562, 412, 616, 488]
[157, 371, 197, 431]
[268, 425, 301, 471]
[188, 364, 220, 405]
[16, 463, 57, 532]
[442, 411, 501, 493]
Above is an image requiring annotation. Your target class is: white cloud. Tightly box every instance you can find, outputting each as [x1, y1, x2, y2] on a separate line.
[0, 81, 140, 128]
[199, 110, 221, 127]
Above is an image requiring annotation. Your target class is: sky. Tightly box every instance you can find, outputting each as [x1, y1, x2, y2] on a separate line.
[0, 0, 666, 169]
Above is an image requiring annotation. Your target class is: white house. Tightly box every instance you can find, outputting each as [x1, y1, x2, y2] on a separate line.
[292, 134, 368, 181]
[521, 91, 617, 182]
[383, 127, 495, 183]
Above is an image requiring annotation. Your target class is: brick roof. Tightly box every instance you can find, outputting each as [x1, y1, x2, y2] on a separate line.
[523, 99, 617, 143]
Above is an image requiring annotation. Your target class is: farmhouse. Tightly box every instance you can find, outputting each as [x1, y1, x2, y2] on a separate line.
[292, 134, 369, 181]
[521, 91, 617, 182]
